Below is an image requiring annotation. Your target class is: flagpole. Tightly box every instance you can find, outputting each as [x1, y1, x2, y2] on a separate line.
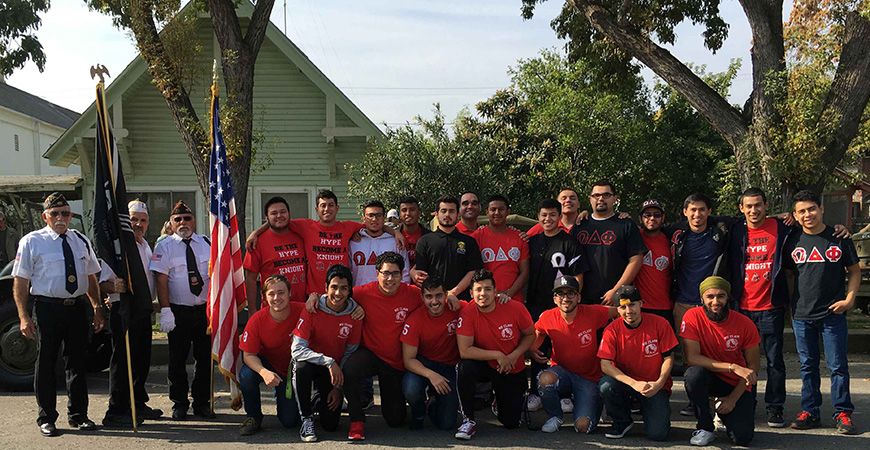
[209, 60, 219, 414]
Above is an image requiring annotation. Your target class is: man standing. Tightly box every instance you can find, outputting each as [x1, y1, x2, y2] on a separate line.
[634, 200, 673, 321]
[0, 209, 20, 267]
[99, 199, 161, 427]
[455, 192, 482, 235]
[151, 201, 215, 420]
[681, 276, 761, 446]
[400, 277, 462, 430]
[13, 193, 104, 436]
[412, 195, 483, 299]
[349, 200, 410, 286]
[238, 275, 305, 436]
[570, 181, 646, 305]
[784, 190, 860, 435]
[533, 276, 616, 434]
[243, 197, 307, 310]
[527, 189, 581, 236]
[597, 285, 677, 441]
[472, 195, 529, 303]
[397, 196, 430, 267]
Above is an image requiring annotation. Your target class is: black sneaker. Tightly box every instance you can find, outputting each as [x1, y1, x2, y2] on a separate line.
[835, 412, 856, 435]
[766, 408, 786, 428]
[299, 416, 317, 442]
[679, 403, 695, 417]
[68, 417, 97, 430]
[605, 421, 633, 439]
[791, 411, 821, 430]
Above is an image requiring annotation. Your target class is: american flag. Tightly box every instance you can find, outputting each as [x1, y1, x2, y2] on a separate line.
[207, 84, 246, 410]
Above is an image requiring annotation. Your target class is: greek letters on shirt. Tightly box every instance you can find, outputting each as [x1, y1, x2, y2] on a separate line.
[352, 251, 379, 267]
[790, 245, 843, 264]
[642, 250, 670, 272]
[575, 229, 618, 246]
[481, 246, 521, 263]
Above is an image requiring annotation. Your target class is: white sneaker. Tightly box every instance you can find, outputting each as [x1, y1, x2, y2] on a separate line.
[527, 394, 543, 412]
[455, 418, 476, 440]
[690, 429, 716, 446]
[542, 416, 563, 433]
[560, 398, 574, 413]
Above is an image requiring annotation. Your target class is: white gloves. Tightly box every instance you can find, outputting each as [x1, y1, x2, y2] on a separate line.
[160, 307, 176, 333]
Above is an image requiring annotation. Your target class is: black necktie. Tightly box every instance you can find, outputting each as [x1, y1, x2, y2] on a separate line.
[183, 238, 203, 296]
[60, 234, 77, 294]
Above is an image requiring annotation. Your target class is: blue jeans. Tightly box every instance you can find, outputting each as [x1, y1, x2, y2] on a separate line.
[238, 359, 300, 428]
[741, 307, 786, 412]
[538, 365, 601, 431]
[599, 375, 670, 441]
[401, 355, 458, 430]
[792, 313, 854, 418]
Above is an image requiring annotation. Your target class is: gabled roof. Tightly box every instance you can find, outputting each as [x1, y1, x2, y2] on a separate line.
[45, 1, 383, 167]
[0, 82, 80, 128]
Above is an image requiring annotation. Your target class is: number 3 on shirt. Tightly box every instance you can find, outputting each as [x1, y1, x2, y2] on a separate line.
[402, 324, 409, 336]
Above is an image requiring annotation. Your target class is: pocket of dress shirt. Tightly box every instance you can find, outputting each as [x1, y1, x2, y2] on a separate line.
[41, 252, 67, 277]
[197, 253, 210, 278]
[170, 256, 188, 276]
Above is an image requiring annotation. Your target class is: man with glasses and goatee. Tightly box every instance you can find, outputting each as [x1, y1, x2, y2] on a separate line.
[13, 192, 104, 436]
[151, 201, 215, 421]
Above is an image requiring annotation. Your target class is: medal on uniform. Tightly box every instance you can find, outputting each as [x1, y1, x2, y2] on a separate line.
[191, 276, 199, 285]
[68, 275, 76, 283]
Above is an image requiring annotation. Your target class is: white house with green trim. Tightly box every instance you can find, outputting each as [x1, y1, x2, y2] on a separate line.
[44, 3, 382, 243]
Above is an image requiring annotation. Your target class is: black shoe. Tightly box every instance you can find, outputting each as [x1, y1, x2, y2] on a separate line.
[39, 423, 58, 437]
[172, 408, 188, 421]
[192, 405, 217, 419]
[68, 417, 97, 430]
[137, 404, 163, 420]
[102, 413, 144, 429]
[409, 417, 425, 430]
[791, 411, 820, 430]
[766, 408, 786, 428]
[605, 421, 633, 439]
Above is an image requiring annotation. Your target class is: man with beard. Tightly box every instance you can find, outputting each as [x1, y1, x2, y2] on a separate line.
[784, 190, 859, 435]
[598, 285, 677, 441]
[472, 195, 529, 303]
[455, 269, 535, 440]
[397, 196, 430, 267]
[349, 199, 410, 286]
[533, 276, 617, 434]
[634, 200, 673, 323]
[400, 277, 462, 430]
[412, 196, 483, 299]
[681, 276, 760, 446]
[243, 197, 307, 310]
[570, 181, 646, 306]
[527, 189, 581, 236]
[455, 192, 482, 235]
[238, 275, 306, 436]
[99, 200, 161, 427]
[151, 201, 215, 420]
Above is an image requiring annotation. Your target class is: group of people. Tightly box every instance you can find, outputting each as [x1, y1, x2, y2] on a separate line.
[9, 181, 859, 446]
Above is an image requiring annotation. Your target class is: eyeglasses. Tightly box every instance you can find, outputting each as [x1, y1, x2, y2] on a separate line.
[365, 213, 384, 219]
[172, 215, 194, 223]
[378, 270, 402, 279]
[554, 291, 578, 300]
[642, 212, 663, 219]
[590, 193, 614, 200]
[48, 211, 72, 218]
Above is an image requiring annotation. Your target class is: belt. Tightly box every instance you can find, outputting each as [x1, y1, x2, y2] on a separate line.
[34, 295, 82, 306]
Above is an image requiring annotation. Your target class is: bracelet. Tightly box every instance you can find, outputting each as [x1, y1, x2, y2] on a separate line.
[728, 363, 733, 373]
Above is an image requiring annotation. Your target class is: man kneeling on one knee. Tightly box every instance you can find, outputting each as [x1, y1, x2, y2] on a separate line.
[681, 276, 760, 447]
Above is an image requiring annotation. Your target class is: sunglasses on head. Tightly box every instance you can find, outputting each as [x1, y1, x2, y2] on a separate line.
[172, 215, 194, 223]
[48, 211, 72, 218]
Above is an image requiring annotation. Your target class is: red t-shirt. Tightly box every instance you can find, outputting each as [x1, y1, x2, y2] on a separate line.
[680, 307, 761, 389]
[400, 306, 461, 365]
[740, 218, 778, 311]
[402, 226, 424, 267]
[636, 232, 673, 311]
[598, 313, 679, 392]
[535, 305, 611, 381]
[457, 300, 534, 374]
[472, 226, 530, 302]
[527, 222, 571, 237]
[288, 219, 364, 295]
[243, 228, 307, 307]
[455, 221, 477, 235]
[353, 282, 423, 370]
[239, 303, 305, 377]
[293, 307, 362, 362]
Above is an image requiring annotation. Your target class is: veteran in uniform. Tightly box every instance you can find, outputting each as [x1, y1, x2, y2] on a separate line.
[151, 201, 215, 420]
[99, 199, 162, 427]
[13, 193, 104, 436]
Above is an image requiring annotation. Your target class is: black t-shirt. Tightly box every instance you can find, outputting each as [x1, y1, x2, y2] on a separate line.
[527, 231, 590, 307]
[783, 225, 859, 321]
[415, 228, 483, 300]
[570, 215, 646, 304]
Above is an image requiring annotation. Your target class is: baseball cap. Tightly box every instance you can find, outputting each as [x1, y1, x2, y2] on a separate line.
[639, 199, 663, 215]
[614, 285, 642, 306]
[387, 209, 399, 220]
[552, 276, 580, 293]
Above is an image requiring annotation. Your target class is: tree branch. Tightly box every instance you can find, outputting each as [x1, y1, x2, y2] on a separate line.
[245, 0, 276, 59]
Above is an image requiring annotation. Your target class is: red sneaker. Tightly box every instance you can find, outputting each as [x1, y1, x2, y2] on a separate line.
[347, 421, 365, 441]
[835, 412, 855, 435]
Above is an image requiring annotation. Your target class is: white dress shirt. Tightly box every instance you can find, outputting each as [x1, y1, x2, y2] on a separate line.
[12, 226, 100, 298]
[100, 238, 155, 303]
[150, 233, 211, 306]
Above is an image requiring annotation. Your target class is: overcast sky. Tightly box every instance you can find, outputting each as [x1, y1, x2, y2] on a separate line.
[7, 0, 759, 130]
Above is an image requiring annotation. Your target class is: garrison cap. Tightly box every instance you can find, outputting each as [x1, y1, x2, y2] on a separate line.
[43, 192, 69, 210]
[170, 200, 193, 216]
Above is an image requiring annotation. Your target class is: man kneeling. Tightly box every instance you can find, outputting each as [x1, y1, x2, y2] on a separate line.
[238, 275, 304, 435]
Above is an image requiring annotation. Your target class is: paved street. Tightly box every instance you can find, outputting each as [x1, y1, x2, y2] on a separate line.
[1, 353, 867, 449]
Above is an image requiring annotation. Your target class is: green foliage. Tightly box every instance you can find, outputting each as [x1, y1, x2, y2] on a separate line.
[0, 0, 49, 76]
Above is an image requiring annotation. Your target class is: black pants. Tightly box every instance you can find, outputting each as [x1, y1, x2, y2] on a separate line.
[526, 304, 550, 392]
[107, 303, 153, 415]
[167, 304, 210, 411]
[292, 361, 341, 431]
[33, 298, 90, 425]
[343, 347, 406, 426]
[684, 366, 756, 445]
[457, 359, 525, 428]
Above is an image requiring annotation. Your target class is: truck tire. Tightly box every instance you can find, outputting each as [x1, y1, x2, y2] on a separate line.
[0, 300, 36, 391]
